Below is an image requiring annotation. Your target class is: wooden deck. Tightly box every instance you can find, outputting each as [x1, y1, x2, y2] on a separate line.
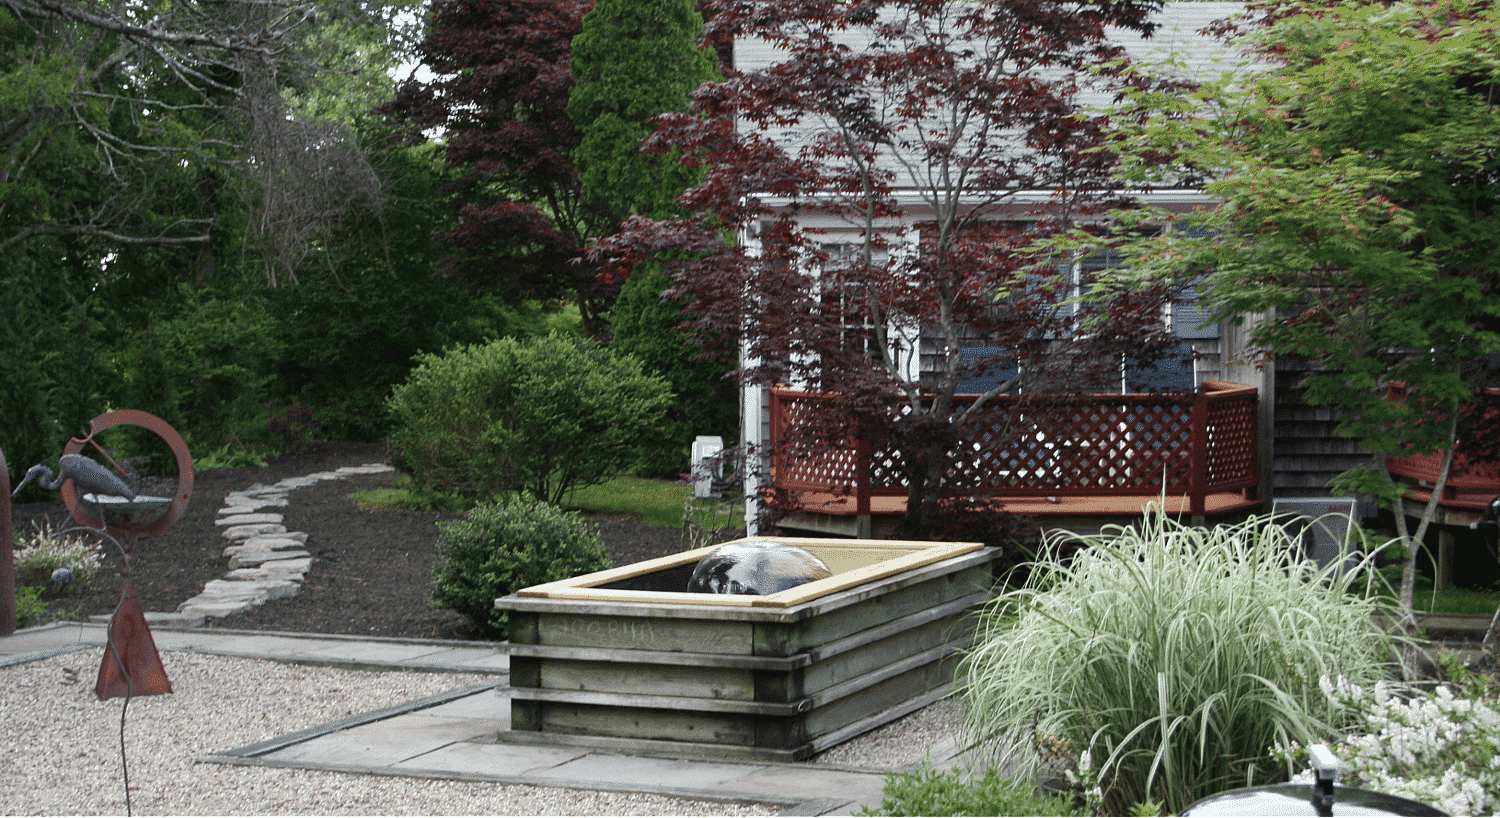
[766, 382, 1263, 538]
[1317, 383, 1500, 590]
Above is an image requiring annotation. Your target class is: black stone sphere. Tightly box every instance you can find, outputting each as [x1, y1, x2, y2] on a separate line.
[686, 542, 833, 595]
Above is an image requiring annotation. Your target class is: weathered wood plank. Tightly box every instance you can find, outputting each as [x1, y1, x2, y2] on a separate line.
[538, 701, 757, 746]
[537, 613, 753, 654]
[505, 642, 809, 671]
[539, 658, 755, 702]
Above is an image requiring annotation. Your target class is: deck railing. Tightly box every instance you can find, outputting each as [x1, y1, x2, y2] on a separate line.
[1384, 382, 1500, 507]
[769, 381, 1259, 516]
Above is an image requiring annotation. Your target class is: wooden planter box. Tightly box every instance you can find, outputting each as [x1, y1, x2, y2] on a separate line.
[494, 536, 1000, 762]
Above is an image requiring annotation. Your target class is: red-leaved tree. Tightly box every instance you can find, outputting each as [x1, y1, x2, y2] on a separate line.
[382, 0, 618, 332]
[594, 0, 1182, 537]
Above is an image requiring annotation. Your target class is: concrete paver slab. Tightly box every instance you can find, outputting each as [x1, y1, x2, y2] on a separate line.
[531, 752, 765, 791]
[263, 714, 508, 767]
[177, 633, 337, 658]
[392, 740, 589, 778]
[408, 648, 509, 673]
[296, 642, 464, 665]
[417, 690, 510, 722]
[0, 624, 103, 652]
[723, 763, 888, 804]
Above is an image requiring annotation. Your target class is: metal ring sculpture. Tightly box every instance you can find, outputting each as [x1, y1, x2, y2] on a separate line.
[60, 410, 193, 541]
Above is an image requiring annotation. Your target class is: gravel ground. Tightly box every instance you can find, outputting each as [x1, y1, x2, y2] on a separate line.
[812, 697, 964, 770]
[0, 652, 780, 816]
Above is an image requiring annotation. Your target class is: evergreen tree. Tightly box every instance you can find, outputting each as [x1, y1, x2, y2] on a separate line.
[571, 0, 734, 476]
[567, 0, 720, 223]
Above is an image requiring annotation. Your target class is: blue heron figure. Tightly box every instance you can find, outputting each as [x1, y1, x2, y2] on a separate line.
[10, 453, 135, 502]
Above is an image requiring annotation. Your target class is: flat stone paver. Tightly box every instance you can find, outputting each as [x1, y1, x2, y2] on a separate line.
[532, 753, 773, 791]
[392, 740, 588, 778]
[264, 713, 508, 767]
[215, 512, 285, 527]
[222, 523, 289, 540]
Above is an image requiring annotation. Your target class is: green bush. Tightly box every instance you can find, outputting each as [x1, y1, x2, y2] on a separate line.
[859, 765, 1084, 817]
[607, 265, 737, 477]
[387, 333, 672, 505]
[14, 585, 49, 629]
[430, 495, 612, 638]
[959, 513, 1403, 814]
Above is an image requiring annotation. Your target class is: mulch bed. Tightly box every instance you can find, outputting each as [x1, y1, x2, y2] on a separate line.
[14, 441, 712, 641]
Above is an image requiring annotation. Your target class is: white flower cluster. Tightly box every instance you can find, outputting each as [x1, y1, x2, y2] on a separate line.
[1278, 674, 1500, 816]
[1062, 749, 1105, 814]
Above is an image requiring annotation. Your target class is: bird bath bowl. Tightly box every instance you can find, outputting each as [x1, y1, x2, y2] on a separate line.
[85, 494, 174, 513]
[495, 536, 1001, 762]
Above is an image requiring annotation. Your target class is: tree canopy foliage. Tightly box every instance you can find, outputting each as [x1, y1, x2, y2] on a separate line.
[595, 0, 1181, 535]
[0, 0, 510, 482]
[568, 0, 719, 224]
[1103, 0, 1500, 619]
[570, 0, 733, 476]
[384, 0, 618, 332]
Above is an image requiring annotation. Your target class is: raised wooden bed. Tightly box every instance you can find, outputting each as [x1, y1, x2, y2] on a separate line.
[494, 536, 1001, 762]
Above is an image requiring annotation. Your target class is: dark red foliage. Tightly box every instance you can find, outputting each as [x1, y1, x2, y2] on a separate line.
[591, 0, 1181, 536]
[381, 0, 617, 330]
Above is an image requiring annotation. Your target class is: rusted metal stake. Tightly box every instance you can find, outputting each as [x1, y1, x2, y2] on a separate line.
[2, 445, 14, 636]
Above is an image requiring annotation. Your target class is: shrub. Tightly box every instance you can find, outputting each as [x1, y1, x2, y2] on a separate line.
[387, 333, 672, 505]
[607, 264, 738, 478]
[858, 765, 1084, 817]
[14, 521, 104, 588]
[1276, 666, 1500, 816]
[431, 495, 612, 638]
[14, 585, 49, 629]
[959, 512, 1403, 814]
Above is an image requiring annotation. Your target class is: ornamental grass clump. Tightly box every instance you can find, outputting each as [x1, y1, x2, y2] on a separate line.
[13, 520, 104, 588]
[959, 512, 1403, 814]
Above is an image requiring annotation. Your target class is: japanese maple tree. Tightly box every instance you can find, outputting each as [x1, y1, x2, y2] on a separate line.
[383, 0, 616, 331]
[595, 0, 1180, 537]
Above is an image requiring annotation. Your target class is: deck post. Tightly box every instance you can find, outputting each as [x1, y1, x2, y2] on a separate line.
[1190, 388, 1210, 517]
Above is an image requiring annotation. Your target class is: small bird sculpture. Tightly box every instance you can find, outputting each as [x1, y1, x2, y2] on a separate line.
[50, 566, 75, 589]
[10, 453, 135, 502]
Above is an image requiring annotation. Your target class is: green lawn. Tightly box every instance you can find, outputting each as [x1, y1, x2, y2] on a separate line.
[563, 477, 693, 528]
[1409, 578, 1500, 616]
[352, 474, 734, 530]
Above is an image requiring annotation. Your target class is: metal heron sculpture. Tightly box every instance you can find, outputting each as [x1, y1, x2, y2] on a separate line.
[10, 453, 134, 503]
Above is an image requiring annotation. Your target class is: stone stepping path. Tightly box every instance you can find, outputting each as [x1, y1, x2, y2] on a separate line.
[174, 464, 394, 621]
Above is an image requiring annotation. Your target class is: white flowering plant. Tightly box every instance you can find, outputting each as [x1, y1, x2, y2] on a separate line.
[1275, 666, 1500, 816]
[13, 520, 105, 588]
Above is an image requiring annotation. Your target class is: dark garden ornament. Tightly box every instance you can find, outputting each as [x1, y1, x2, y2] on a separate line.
[4, 410, 193, 698]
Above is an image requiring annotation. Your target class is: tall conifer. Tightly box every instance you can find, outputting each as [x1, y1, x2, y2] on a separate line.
[571, 0, 731, 477]
[568, 0, 719, 222]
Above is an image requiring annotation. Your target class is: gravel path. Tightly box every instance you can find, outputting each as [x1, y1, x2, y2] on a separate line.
[0, 652, 779, 816]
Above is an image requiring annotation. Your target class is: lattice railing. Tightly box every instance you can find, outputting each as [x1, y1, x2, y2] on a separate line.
[769, 381, 1259, 515]
[1384, 382, 1500, 501]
